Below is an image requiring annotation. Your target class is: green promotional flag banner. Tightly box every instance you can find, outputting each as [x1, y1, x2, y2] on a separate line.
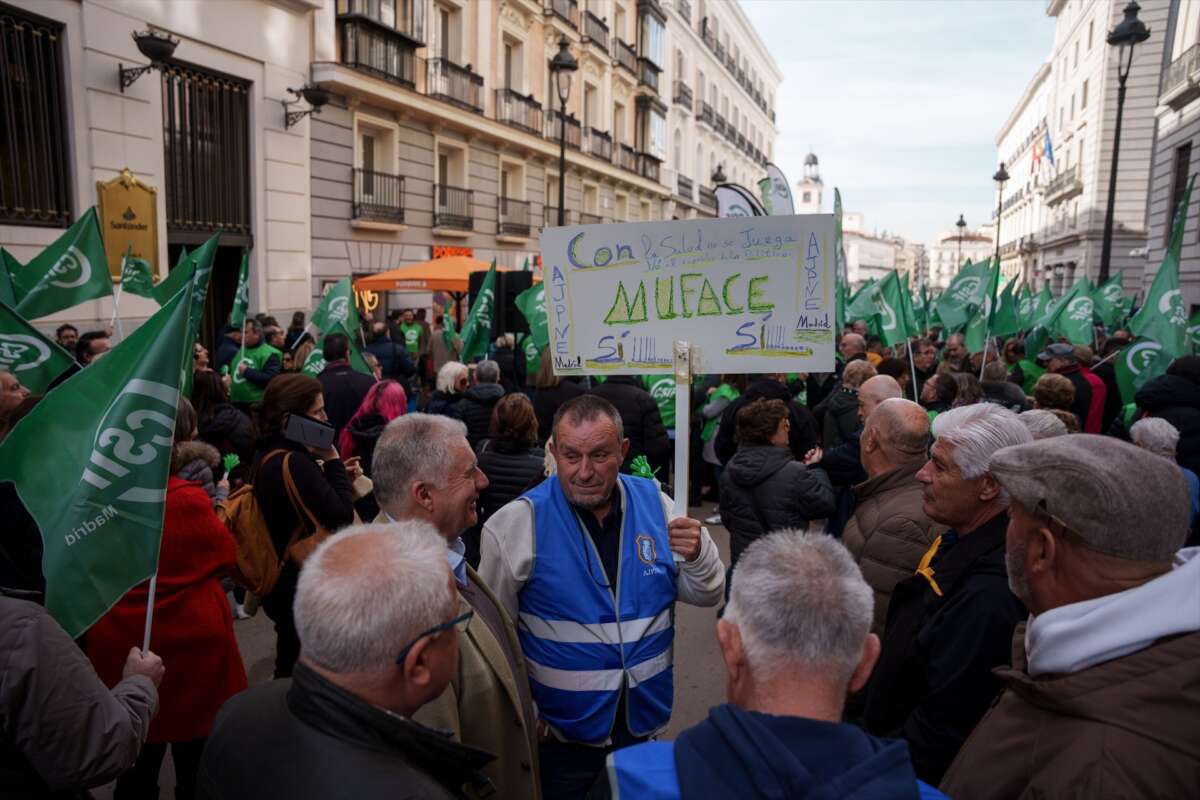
[1032, 284, 1054, 327]
[442, 299, 458, 349]
[514, 282, 549, 349]
[644, 374, 677, 429]
[1093, 271, 1125, 330]
[1188, 309, 1200, 355]
[151, 247, 195, 306]
[936, 259, 991, 332]
[991, 279, 1021, 338]
[0, 284, 192, 638]
[899, 273, 919, 339]
[964, 261, 1001, 353]
[1115, 339, 1169, 405]
[1, 248, 22, 307]
[179, 235, 222, 397]
[228, 250, 250, 329]
[845, 278, 879, 324]
[1042, 279, 1094, 345]
[835, 280, 848, 333]
[1017, 284, 1037, 332]
[523, 336, 542, 379]
[460, 260, 497, 361]
[911, 281, 929, 334]
[1131, 176, 1193, 359]
[118, 249, 157, 300]
[874, 270, 908, 347]
[0, 300, 77, 393]
[301, 348, 325, 376]
[13, 208, 112, 319]
[310, 277, 361, 337]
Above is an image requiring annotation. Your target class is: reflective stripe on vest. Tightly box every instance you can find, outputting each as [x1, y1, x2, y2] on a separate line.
[519, 474, 677, 744]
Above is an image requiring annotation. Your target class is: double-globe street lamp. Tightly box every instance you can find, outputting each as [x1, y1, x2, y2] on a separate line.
[1099, 1, 1151, 284]
[549, 37, 578, 227]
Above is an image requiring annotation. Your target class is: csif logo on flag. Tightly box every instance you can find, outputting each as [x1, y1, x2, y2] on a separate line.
[871, 286, 898, 331]
[1102, 283, 1122, 303]
[1019, 296, 1035, 318]
[1125, 341, 1163, 375]
[326, 297, 350, 327]
[1159, 289, 1187, 327]
[74, 379, 179, 545]
[1066, 297, 1093, 322]
[0, 334, 52, 373]
[48, 245, 94, 289]
[950, 277, 981, 303]
[648, 378, 674, 402]
[476, 288, 495, 326]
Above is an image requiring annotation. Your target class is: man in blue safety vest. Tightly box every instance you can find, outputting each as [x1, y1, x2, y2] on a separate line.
[480, 394, 725, 799]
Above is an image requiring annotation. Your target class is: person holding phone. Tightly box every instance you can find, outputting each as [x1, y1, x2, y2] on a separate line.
[251, 374, 358, 678]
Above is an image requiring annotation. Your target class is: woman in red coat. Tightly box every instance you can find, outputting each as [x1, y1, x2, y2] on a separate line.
[87, 398, 247, 799]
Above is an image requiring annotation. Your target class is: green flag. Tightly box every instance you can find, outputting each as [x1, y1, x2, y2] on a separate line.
[991, 279, 1021, 339]
[911, 281, 929, 334]
[936, 259, 991, 332]
[118, 247, 157, 300]
[301, 347, 326, 376]
[1, 248, 21, 307]
[964, 260, 1001, 353]
[228, 250, 250, 329]
[1115, 339, 1169, 406]
[0, 300, 77, 393]
[835, 280, 848, 333]
[1041, 279, 1094, 346]
[1016, 284, 1037, 332]
[514, 282, 548, 349]
[310, 277, 361, 337]
[874, 271, 909, 347]
[442, 299, 458, 350]
[179, 235, 222, 397]
[845, 278, 879, 323]
[1131, 176, 1193, 359]
[1188, 309, 1200, 355]
[460, 260, 497, 361]
[1032, 284, 1054, 328]
[1092, 271, 1125, 330]
[13, 208, 112, 319]
[0, 283, 193, 638]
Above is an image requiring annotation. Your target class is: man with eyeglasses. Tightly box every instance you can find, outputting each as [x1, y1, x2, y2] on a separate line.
[941, 435, 1200, 798]
[480, 394, 725, 799]
[371, 413, 540, 800]
[196, 523, 493, 800]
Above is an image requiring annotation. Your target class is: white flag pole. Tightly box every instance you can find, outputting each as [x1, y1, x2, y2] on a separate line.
[672, 340, 691, 563]
[907, 339, 919, 401]
[141, 574, 157, 651]
[109, 275, 126, 341]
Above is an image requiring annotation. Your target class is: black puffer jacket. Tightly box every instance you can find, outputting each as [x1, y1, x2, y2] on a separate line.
[1135, 374, 1200, 475]
[718, 445, 835, 568]
[714, 379, 821, 466]
[457, 383, 506, 447]
[423, 390, 463, 420]
[346, 413, 388, 477]
[817, 387, 861, 449]
[474, 438, 545, 524]
[197, 403, 255, 465]
[589, 376, 671, 478]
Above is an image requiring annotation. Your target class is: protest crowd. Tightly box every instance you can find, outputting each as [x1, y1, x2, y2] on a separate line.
[2, 200, 1200, 800]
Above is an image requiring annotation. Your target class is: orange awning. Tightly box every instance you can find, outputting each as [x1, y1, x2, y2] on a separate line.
[352, 255, 505, 293]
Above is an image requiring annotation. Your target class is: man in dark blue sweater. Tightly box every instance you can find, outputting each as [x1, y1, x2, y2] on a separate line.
[590, 530, 944, 800]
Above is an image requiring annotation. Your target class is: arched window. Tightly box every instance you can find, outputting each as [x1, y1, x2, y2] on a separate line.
[695, 143, 702, 181]
[673, 128, 683, 172]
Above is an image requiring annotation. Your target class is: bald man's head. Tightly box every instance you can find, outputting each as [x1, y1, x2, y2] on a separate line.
[839, 333, 866, 361]
[864, 398, 930, 471]
[857, 374, 903, 422]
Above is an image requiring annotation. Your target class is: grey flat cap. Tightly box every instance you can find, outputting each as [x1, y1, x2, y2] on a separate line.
[990, 434, 1189, 561]
[1037, 342, 1077, 362]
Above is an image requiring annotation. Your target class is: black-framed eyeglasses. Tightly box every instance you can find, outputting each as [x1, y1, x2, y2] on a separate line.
[395, 610, 473, 665]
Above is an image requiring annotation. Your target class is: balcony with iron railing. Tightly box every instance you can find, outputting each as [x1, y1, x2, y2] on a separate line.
[582, 10, 608, 52]
[544, 0, 579, 28]
[714, 114, 726, 136]
[676, 0, 691, 22]
[1043, 164, 1082, 205]
[724, 124, 737, 144]
[676, 174, 694, 200]
[353, 168, 405, 224]
[696, 100, 714, 126]
[715, 40, 726, 63]
[637, 58, 660, 92]
[583, 127, 613, 161]
[736, 132, 746, 151]
[699, 184, 717, 210]
[637, 152, 660, 182]
[543, 205, 573, 227]
[426, 58, 483, 112]
[1162, 42, 1200, 109]
[579, 211, 604, 225]
[434, 184, 473, 230]
[673, 80, 692, 110]
[616, 143, 638, 172]
[544, 108, 582, 148]
[701, 17, 715, 50]
[615, 38, 637, 74]
[338, 0, 425, 46]
[495, 89, 543, 135]
[338, 16, 419, 87]
[498, 197, 531, 237]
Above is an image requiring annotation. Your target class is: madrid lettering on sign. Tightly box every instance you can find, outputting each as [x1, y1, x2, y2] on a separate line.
[539, 215, 836, 376]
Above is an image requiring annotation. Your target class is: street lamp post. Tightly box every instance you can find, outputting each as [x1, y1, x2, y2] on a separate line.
[993, 163, 1009, 265]
[955, 213, 967, 267]
[1099, 1, 1151, 283]
[549, 37, 578, 227]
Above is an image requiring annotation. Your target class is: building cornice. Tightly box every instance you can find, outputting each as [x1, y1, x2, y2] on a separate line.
[996, 61, 1051, 146]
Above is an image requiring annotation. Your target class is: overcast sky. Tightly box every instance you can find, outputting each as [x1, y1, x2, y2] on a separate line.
[740, 0, 1055, 246]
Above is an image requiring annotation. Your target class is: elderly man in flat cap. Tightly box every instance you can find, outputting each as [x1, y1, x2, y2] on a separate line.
[862, 404, 1031, 785]
[941, 435, 1200, 799]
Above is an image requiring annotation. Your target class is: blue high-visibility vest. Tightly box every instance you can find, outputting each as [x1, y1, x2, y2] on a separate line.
[518, 474, 677, 744]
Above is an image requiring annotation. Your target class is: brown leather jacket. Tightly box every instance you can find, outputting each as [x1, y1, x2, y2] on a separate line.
[841, 462, 945, 634]
[941, 623, 1200, 799]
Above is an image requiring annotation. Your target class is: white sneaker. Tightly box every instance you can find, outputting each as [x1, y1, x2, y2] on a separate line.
[234, 604, 251, 620]
[704, 512, 722, 526]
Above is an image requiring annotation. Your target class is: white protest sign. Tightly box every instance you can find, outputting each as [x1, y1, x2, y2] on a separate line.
[539, 215, 836, 376]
